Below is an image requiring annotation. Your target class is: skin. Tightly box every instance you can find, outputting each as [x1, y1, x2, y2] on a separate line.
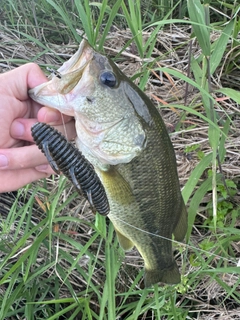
[29, 41, 187, 286]
[0, 63, 76, 193]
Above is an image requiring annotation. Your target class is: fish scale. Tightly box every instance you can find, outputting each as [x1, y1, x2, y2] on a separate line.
[29, 39, 187, 287]
[103, 117, 186, 285]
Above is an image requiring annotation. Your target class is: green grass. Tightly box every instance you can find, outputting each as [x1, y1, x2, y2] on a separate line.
[1, 0, 240, 319]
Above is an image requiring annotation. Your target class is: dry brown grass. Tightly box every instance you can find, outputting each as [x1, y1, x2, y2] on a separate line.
[1, 24, 240, 319]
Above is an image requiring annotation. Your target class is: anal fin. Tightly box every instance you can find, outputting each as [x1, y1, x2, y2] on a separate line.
[115, 229, 134, 251]
[173, 201, 188, 242]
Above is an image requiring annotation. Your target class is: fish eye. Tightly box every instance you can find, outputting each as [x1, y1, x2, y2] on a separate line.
[100, 71, 117, 88]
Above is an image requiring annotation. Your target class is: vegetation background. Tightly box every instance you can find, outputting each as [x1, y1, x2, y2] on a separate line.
[0, 0, 240, 319]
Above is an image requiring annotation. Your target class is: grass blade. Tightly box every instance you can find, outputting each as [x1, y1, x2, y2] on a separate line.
[217, 87, 240, 104]
[46, 0, 81, 42]
[187, 0, 211, 56]
[74, 0, 94, 44]
[210, 19, 234, 74]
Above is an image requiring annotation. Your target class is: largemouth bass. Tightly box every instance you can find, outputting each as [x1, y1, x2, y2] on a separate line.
[29, 40, 187, 287]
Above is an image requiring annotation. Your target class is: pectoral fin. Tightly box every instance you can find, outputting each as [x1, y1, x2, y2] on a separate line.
[98, 167, 134, 205]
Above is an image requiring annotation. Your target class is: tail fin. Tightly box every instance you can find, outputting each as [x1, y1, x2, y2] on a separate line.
[144, 262, 181, 287]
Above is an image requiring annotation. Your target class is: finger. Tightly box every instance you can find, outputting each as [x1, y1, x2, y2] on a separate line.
[2, 63, 48, 100]
[0, 168, 53, 193]
[55, 119, 76, 140]
[11, 118, 77, 142]
[0, 145, 50, 170]
[38, 106, 73, 125]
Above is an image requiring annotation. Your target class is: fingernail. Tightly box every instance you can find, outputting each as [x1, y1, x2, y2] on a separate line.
[0, 154, 8, 168]
[35, 164, 51, 172]
[11, 121, 25, 137]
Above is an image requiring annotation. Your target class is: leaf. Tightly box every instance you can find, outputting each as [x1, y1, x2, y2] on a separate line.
[187, 0, 211, 56]
[210, 20, 234, 74]
[182, 153, 212, 204]
[217, 88, 240, 104]
[121, 0, 143, 57]
[74, 0, 94, 45]
[186, 173, 221, 241]
[46, 0, 81, 42]
[97, 0, 123, 50]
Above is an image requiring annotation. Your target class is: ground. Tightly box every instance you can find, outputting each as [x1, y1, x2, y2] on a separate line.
[0, 24, 240, 319]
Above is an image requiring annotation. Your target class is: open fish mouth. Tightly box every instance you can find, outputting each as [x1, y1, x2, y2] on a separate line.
[29, 39, 147, 166]
[29, 39, 93, 104]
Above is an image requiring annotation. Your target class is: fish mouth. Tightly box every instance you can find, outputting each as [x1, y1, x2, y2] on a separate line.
[29, 39, 93, 103]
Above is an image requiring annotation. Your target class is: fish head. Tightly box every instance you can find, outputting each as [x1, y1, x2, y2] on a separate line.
[29, 40, 148, 168]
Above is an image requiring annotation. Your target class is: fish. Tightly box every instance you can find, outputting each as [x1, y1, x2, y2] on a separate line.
[29, 39, 187, 287]
[31, 122, 109, 216]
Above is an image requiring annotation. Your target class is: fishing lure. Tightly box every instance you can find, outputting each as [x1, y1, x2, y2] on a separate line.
[31, 122, 110, 216]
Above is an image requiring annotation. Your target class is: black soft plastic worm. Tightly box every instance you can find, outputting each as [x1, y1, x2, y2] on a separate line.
[31, 122, 110, 216]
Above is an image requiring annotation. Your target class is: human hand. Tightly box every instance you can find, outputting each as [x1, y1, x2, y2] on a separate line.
[0, 63, 76, 193]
